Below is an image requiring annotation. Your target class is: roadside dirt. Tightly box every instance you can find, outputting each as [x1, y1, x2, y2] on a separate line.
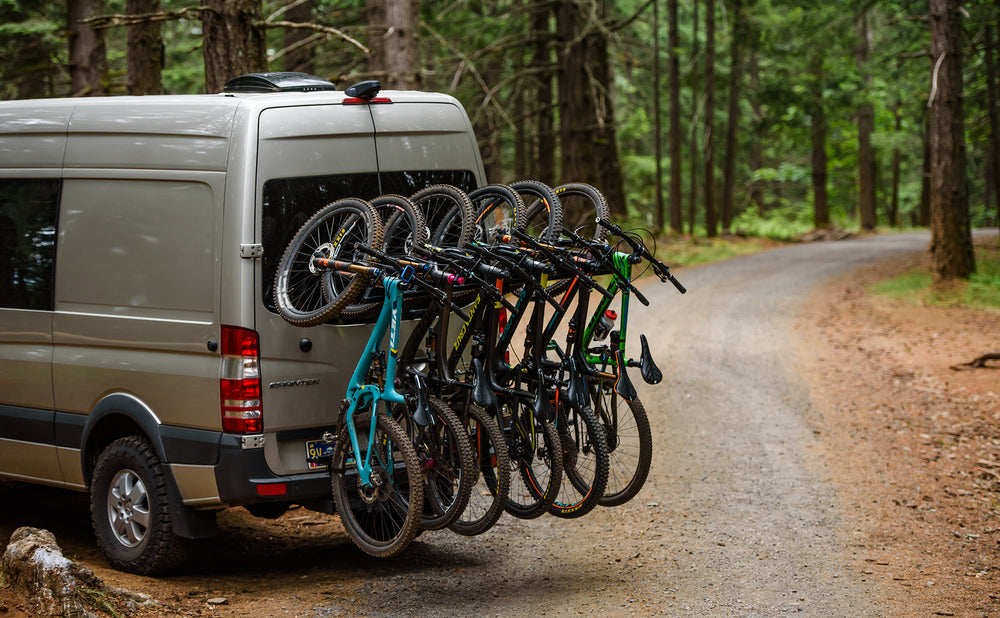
[796, 245, 1000, 616]
[2, 237, 999, 617]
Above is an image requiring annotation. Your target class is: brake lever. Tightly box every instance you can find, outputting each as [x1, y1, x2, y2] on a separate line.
[509, 229, 615, 300]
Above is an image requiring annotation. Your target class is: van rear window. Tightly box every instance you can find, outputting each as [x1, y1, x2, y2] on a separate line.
[261, 170, 476, 315]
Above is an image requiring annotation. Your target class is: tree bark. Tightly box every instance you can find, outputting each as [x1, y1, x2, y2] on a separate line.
[721, 0, 743, 232]
[2, 2, 56, 99]
[748, 39, 764, 215]
[856, 9, 877, 230]
[283, 0, 316, 74]
[654, 0, 665, 231]
[809, 52, 830, 228]
[367, 0, 386, 79]
[928, 0, 975, 283]
[126, 0, 162, 95]
[557, 0, 626, 216]
[202, 0, 267, 93]
[68, 0, 108, 96]
[668, 0, 683, 233]
[703, 0, 717, 237]
[383, 0, 419, 89]
[688, 0, 700, 234]
[890, 103, 902, 227]
[530, 1, 556, 184]
[920, 112, 931, 226]
[985, 19, 1000, 231]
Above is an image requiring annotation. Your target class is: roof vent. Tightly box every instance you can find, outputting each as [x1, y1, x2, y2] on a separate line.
[223, 72, 337, 93]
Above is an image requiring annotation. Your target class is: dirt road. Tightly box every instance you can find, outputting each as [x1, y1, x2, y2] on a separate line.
[1, 233, 944, 616]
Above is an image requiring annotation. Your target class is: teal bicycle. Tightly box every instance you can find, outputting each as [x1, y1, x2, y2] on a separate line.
[273, 198, 424, 557]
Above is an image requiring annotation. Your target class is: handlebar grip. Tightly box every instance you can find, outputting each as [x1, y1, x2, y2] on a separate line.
[669, 274, 687, 294]
[631, 286, 650, 307]
[474, 262, 508, 281]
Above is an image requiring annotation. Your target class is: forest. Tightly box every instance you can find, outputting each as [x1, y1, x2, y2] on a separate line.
[0, 0, 995, 282]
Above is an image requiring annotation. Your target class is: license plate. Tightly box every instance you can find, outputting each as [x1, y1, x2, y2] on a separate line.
[305, 439, 335, 469]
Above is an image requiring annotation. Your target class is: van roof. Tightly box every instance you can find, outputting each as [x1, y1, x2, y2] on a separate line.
[0, 90, 467, 170]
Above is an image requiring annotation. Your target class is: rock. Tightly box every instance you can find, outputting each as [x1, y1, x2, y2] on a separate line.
[1, 527, 157, 617]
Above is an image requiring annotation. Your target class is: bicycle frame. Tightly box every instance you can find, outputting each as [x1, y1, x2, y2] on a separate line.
[583, 251, 633, 366]
[340, 274, 408, 487]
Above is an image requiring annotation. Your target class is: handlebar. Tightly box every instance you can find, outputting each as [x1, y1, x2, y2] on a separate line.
[595, 219, 687, 294]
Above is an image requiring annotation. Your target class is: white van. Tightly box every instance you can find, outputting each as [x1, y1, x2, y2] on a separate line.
[0, 73, 485, 573]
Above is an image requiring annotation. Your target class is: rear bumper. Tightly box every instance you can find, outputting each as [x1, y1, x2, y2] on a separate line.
[214, 433, 331, 506]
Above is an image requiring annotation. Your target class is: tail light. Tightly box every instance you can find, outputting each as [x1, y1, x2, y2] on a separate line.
[220, 325, 263, 434]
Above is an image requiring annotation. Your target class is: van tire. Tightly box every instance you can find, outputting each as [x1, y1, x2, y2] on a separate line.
[90, 436, 189, 575]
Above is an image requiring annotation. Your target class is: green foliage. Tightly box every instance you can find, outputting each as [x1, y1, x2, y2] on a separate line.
[730, 204, 815, 240]
[655, 236, 785, 267]
[0, 0, 997, 243]
[869, 243, 1000, 310]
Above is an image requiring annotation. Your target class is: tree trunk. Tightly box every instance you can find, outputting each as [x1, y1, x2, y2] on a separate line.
[688, 0, 700, 235]
[721, 0, 743, 232]
[126, 0, 162, 95]
[748, 36, 764, 215]
[985, 19, 1000, 230]
[531, 1, 556, 185]
[367, 0, 386, 79]
[202, 0, 267, 93]
[920, 112, 932, 226]
[809, 52, 830, 228]
[654, 0, 665, 231]
[2, 2, 56, 99]
[856, 10, 877, 230]
[383, 0, 419, 89]
[591, 4, 626, 217]
[703, 0, 717, 237]
[283, 0, 316, 74]
[473, 1, 503, 183]
[557, 0, 625, 216]
[890, 103, 902, 227]
[668, 0, 683, 233]
[68, 0, 107, 96]
[928, 0, 975, 283]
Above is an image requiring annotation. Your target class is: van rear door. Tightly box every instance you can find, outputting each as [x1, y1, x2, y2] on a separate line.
[253, 94, 485, 478]
[254, 102, 382, 477]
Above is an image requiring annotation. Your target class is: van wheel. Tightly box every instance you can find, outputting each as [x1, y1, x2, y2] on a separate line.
[90, 436, 189, 574]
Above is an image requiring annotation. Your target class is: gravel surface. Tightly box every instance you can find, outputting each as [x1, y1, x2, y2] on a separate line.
[1, 232, 946, 617]
[315, 233, 933, 617]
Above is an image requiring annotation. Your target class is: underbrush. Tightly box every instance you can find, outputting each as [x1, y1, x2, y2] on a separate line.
[650, 235, 785, 267]
[869, 240, 1000, 310]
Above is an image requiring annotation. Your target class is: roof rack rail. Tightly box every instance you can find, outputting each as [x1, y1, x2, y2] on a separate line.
[223, 72, 337, 93]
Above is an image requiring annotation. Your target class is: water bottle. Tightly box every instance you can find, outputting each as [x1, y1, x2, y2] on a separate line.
[592, 309, 618, 341]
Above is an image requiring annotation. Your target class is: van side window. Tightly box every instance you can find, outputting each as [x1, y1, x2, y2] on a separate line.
[261, 170, 476, 314]
[0, 179, 60, 311]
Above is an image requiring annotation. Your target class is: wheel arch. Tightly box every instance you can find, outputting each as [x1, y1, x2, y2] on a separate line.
[81, 392, 217, 540]
[80, 392, 168, 488]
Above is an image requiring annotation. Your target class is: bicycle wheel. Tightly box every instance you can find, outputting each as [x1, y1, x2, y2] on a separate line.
[502, 400, 563, 520]
[469, 184, 525, 245]
[449, 403, 510, 536]
[343, 194, 428, 320]
[372, 194, 427, 258]
[548, 397, 609, 519]
[590, 380, 652, 507]
[410, 185, 475, 249]
[394, 396, 475, 531]
[510, 179, 562, 244]
[273, 198, 383, 327]
[554, 182, 611, 243]
[331, 412, 423, 558]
